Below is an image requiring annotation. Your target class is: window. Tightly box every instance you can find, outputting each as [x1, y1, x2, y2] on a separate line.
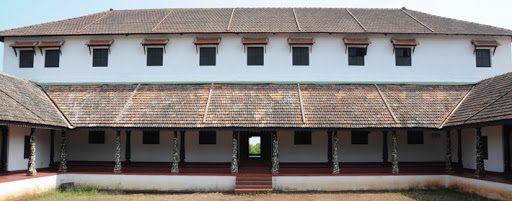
[292, 47, 309, 66]
[92, 49, 108, 67]
[482, 136, 488, 160]
[476, 49, 491, 67]
[89, 131, 105, 144]
[199, 131, 216, 144]
[407, 131, 424, 144]
[147, 48, 163, 66]
[395, 48, 411, 66]
[294, 131, 312, 145]
[247, 47, 264, 65]
[199, 47, 216, 66]
[143, 131, 160, 144]
[348, 47, 366, 66]
[351, 131, 369, 144]
[45, 50, 60, 67]
[19, 50, 34, 68]
[23, 136, 30, 159]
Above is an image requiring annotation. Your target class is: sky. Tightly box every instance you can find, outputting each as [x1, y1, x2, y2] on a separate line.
[1, 0, 512, 71]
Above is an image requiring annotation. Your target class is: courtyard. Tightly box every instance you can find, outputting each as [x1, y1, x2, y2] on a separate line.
[26, 188, 495, 201]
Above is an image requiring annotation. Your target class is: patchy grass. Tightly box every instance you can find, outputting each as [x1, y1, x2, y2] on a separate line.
[27, 188, 496, 201]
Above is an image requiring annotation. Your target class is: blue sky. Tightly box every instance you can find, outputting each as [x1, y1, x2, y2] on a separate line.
[1, 0, 511, 71]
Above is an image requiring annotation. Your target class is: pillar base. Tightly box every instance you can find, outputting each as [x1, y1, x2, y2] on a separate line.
[231, 172, 238, 176]
[272, 172, 279, 176]
[391, 172, 400, 175]
[58, 169, 68, 173]
[26, 172, 37, 176]
[170, 172, 179, 175]
[474, 174, 486, 178]
[114, 170, 122, 174]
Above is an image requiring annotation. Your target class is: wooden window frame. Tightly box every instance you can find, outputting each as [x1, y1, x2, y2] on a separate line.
[475, 48, 492, 67]
[407, 131, 424, 144]
[395, 47, 412, 66]
[294, 131, 312, 145]
[88, 131, 106, 144]
[146, 47, 164, 66]
[19, 49, 35, 68]
[92, 48, 109, 67]
[199, 131, 216, 145]
[292, 46, 310, 66]
[199, 46, 217, 66]
[351, 131, 369, 145]
[246, 46, 265, 66]
[44, 49, 60, 68]
[23, 136, 30, 159]
[347, 46, 367, 66]
[143, 131, 160, 144]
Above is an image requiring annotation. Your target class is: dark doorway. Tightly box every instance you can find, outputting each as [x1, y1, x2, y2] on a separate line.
[239, 131, 271, 162]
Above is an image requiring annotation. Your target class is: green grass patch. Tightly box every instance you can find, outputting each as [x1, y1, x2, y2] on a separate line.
[29, 186, 124, 201]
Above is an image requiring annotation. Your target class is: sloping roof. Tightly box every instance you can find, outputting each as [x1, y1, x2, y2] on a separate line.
[0, 73, 70, 128]
[42, 83, 470, 129]
[1, 8, 511, 39]
[445, 72, 512, 126]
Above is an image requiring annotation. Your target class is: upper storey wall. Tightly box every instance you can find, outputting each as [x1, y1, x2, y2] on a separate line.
[3, 34, 511, 84]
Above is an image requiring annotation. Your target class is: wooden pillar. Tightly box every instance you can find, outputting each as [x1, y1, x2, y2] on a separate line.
[49, 130, 55, 167]
[231, 131, 239, 174]
[27, 128, 37, 176]
[445, 130, 453, 173]
[1, 126, 8, 172]
[171, 131, 179, 173]
[125, 130, 131, 166]
[114, 130, 122, 173]
[457, 129, 463, 170]
[58, 131, 67, 172]
[504, 125, 511, 174]
[382, 131, 389, 167]
[327, 131, 333, 168]
[271, 131, 279, 174]
[179, 131, 186, 167]
[475, 127, 485, 177]
[332, 131, 340, 174]
[391, 130, 399, 174]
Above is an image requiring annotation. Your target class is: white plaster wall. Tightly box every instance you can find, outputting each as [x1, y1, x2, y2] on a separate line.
[130, 131, 174, 162]
[3, 34, 510, 84]
[461, 125, 504, 172]
[61, 174, 235, 192]
[392, 130, 446, 162]
[65, 130, 125, 162]
[7, 126, 51, 171]
[338, 130, 382, 162]
[0, 175, 59, 201]
[278, 131, 327, 162]
[185, 130, 232, 163]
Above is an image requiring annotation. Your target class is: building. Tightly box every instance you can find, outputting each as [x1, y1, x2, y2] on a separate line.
[0, 7, 512, 200]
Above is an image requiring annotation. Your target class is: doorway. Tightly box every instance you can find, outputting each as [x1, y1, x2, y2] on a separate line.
[239, 131, 271, 162]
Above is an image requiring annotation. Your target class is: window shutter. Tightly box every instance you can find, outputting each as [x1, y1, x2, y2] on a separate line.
[293, 47, 309, 66]
[45, 50, 60, 67]
[19, 50, 35, 68]
[147, 48, 163, 66]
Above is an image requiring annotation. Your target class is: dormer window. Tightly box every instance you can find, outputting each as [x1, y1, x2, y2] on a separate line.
[472, 40, 501, 67]
[391, 39, 419, 66]
[242, 38, 268, 66]
[141, 39, 168, 66]
[194, 38, 221, 66]
[344, 38, 371, 66]
[288, 38, 314, 66]
[86, 40, 114, 67]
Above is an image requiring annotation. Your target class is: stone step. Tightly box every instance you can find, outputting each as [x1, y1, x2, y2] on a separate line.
[236, 180, 272, 185]
[236, 177, 272, 181]
[235, 185, 272, 189]
[234, 189, 273, 194]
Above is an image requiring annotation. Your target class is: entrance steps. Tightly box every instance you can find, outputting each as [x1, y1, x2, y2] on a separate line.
[235, 173, 272, 194]
[235, 162, 272, 194]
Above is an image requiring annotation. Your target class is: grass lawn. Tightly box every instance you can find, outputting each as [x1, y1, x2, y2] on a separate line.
[27, 187, 496, 201]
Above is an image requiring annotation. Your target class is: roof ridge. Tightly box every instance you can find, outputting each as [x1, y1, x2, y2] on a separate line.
[0, 87, 46, 123]
[38, 85, 74, 128]
[114, 84, 140, 124]
[375, 84, 398, 123]
[439, 85, 474, 128]
[77, 10, 115, 33]
[345, 8, 367, 32]
[400, 8, 434, 32]
[464, 86, 512, 123]
[152, 10, 174, 32]
[292, 8, 302, 32]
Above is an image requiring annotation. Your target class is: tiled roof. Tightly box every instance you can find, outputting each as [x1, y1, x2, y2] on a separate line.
[1, 8, 511, 38]
[445, 72, 512, 127]
[0, 73, 70, 128]
[43, 83, 470, 129]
